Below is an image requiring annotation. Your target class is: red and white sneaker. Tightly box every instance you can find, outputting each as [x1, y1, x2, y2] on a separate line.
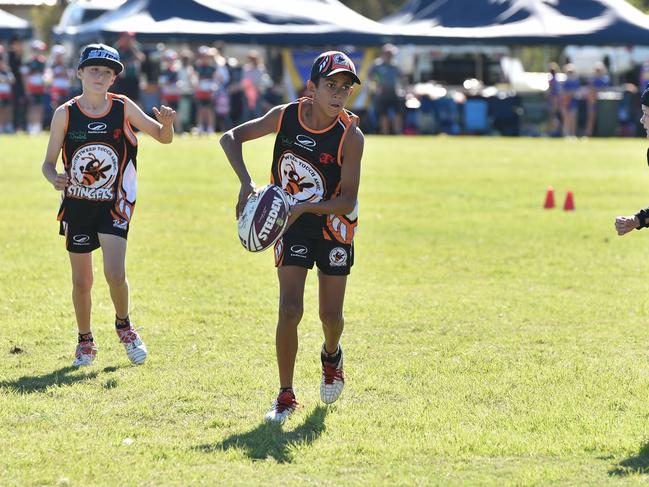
[320, 344, 344, 404]
[116, 326, 148, 365]
[73, 339, 98, 367]
[264, 390, 298, 423]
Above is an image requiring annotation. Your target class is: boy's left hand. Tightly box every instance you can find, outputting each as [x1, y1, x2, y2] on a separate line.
[153, 105, 176, 126]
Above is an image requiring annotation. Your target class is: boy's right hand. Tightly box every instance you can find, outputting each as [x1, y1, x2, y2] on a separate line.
[49, 173, 69, 191]
[615, 215, 639, 236]
[236, 181, 256, 219]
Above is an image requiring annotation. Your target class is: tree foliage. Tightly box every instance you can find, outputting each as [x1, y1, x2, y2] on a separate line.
[339, 0, 404, 20]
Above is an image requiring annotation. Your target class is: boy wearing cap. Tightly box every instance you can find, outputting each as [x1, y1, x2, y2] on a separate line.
[41, 44, 176, 367]
[221, 50, 364, 422]
[616, 88, 649, 234]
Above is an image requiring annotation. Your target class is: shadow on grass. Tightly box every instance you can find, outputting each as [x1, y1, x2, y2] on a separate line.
[609, 442, 649, 476]
[0, 365, 120, 393]
[196, 405, 328, 463]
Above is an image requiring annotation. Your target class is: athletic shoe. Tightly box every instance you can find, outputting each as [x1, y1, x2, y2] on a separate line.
[116, 326, 148, 365]
[73, 339, 98, 367]
[264, 390, 298, 423]
[320, 345, 344, 404]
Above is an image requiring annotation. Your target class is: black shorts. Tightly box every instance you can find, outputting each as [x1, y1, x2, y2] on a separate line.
[376, 92, 401, 115]
[59, 202, 129, 253]
[274, 228, 354, 276]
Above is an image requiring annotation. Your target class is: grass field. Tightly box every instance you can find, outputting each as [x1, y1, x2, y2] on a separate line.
[3, 133, 649, 486]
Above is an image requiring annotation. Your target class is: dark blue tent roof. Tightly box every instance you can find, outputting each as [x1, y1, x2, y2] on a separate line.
[382, 0, 649, 45]
[54, 0, 394, 46]
[0, 8, 31, 40]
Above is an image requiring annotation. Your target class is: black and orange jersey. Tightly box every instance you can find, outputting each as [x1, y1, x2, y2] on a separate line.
[58, 92, 138, 226]
[271, 97, 358, 244]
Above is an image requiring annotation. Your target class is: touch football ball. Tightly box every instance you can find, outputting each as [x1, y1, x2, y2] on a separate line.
[238, 184, 290, 252]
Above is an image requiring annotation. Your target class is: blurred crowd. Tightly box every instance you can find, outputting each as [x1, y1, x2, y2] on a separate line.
[0, 33, 646, 138]
[0, 32, 282, 135]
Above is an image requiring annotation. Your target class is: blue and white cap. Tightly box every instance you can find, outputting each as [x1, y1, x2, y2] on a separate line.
[78, 43, 123, 75]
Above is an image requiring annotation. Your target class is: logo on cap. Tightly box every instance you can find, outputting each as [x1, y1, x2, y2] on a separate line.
[331, 53, 353, 71]
[87, 49, 119, 62]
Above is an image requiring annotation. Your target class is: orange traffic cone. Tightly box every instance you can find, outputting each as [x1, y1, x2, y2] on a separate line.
[543, 186, 555, 209]
[563, 191, 575, 211]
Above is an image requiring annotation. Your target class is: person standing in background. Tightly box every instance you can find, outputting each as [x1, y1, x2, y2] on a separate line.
[176, 49, 195, 133]
[194, 46, 218, 134]
[213, 47, 230, 132]
[21, 40, 47, 134]
[584, 62, 609, 138]
[546, 62, 562, 137]
[639, 60, 649, 93]
[159, 49, 183, 133]
[226, 56, 243, 127]
[561, 63, 580, 138]
[113, 32, 144, 106]
[368, 43, 403, 135]
[240, 50, 269, 122]
[0, 44, 15, 133]
[48, 45, 73, 112]
[8, 36, 25, 133]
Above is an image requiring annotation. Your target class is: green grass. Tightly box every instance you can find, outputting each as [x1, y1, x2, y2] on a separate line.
[3, 133, 649, 485]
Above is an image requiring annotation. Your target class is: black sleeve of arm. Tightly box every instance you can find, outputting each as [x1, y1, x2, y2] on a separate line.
[635, 207, 649, 229]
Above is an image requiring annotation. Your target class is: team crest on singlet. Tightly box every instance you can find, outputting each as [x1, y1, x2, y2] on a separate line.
[67, 143, 119, 201]
[279, 152, 325, 203]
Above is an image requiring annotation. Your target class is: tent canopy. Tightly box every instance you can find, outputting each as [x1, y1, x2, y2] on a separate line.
[0, 8, 30, 39]
[382, 0, 649, 45]
[54, 0, 394, 46]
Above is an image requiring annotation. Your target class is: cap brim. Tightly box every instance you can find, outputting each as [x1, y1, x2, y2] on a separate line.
[78, 58, 123, 75]
[326, 68, 361, 85]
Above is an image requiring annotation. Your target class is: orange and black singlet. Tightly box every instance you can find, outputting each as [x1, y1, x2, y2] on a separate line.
[58, 93, 138, 225]
[271, 97, 359, 244]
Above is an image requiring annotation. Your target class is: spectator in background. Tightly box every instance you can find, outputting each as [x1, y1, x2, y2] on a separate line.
[369, 43, 403, 135]
[194, 45, 218, 134]
[8, 36, 25, 132]
[546, 61, 562, 136]
[640, 60, 649, 93]
[213, 48, 231, 132]
[561, 63, 580, 138]
[48, 45, 73, 111]
[584, 61, 609, 137]
[21, 40, 47, 134]
[159, 49, 182, 133]
[227, 56, 243, 126]
[0, 44, 15, 133]
[113, 32, 145, 105]
[240, 50, 269, 121]
[176, 49, 195, 133]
